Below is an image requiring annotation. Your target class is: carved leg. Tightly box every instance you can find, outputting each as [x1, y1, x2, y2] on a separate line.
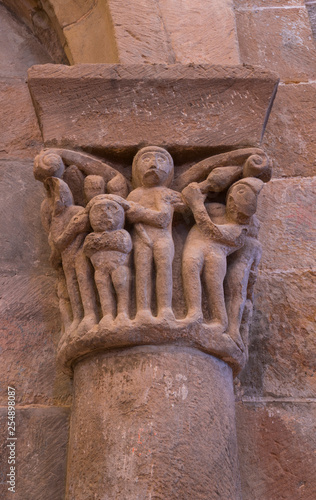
[204, 250, 228, 331]
[134, 241, 153, 321]
[57, 269, 72, 333]
[62, 258, 84, 331]
[154, 239, 175, 320]
[182, 246, 204, 321]
[225, 238, 261, 347]
[75, 250, 98, 333]
[94, 269, 115, 323]
[112, 265, 131, 322]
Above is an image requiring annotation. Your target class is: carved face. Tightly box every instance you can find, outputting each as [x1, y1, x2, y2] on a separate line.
[89, 200, 124, 232]
[84, 175, 105, 203]
[139, 152, 172, 187]
[132, 146, 174, 188]
[226, 184, 257, 223]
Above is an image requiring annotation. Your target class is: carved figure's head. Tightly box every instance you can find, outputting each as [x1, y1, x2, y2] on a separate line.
[226, 178, 264, 223]
[34, 151, 65, 182]
[44, 177, 74, 215]
[89, 198, 125, 232]
[84, 175, 105, 203]
[132, 146, 174, 188]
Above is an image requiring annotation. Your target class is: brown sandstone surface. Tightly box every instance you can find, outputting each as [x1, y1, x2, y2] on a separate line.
[27, 63, 278, 152]
[67, 348, 241, 500]
[0, 1, 315, 498]
[235, 4, 316, 81]
[0, 407, 69, 499]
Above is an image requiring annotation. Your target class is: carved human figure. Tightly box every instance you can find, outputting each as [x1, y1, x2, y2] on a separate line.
[34, 149, 127, 334]
[83, 195, 132, 324]
[44, 176, 99, 333]
[224, 215, 262, 349]
[182, 177, 264, 341]
[126, 146, 183, 321]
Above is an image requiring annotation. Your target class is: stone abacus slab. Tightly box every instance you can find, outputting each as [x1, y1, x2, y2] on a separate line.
[28, 64, 278, 153]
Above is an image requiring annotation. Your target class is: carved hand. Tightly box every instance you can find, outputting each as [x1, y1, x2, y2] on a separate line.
[182, 183, 206, 208]
[69, 212, 90, 233]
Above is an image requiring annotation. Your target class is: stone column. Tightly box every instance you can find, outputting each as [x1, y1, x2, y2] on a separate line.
[29, 63, 278, 499]
[66, 347, 241, 499]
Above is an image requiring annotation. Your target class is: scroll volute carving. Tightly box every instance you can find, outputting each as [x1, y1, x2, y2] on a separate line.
[34, 146, 271, 369]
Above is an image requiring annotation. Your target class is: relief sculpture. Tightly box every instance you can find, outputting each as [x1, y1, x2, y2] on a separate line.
[34, 145, 271, 373]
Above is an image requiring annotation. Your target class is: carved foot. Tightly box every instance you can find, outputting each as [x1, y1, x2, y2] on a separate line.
[134, 309, 154, 324]
[183, 310, 203, 324]
[157, 307, 175, 322]
[99, 314, 115, 328]
[68, 318, 81, 334]
[227, 329, 245, 351]
[206, 321, 227, 335]
[77, 314, 98, 335]
[114, 312, 131, 326]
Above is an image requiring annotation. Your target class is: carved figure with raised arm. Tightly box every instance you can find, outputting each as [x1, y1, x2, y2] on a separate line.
[33, 150, 120, 334]
[182, 175, 264, 345]
[83, 195, 132, 325]
[44, 175, 98, 333]
[126, 146, 184, 322]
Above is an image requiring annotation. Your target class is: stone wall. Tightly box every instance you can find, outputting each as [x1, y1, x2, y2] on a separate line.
[0, 1, 315, 499]
[234, 1, 316, 498]
[0, 5, 70, 499]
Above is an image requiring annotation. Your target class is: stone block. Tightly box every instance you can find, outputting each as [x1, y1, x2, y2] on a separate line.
[0, 271, 72, 406]
[0, 159, 50, 272]
[27, 63, 278, 152]
[0, 407, 69, 499]
[234, 0, 304, 6]
[306, 1, 316, 41]
[0, 82, 42, 159]
[239, 269, 316, 398]
[0, 4, 51, 79]
[258, 177, 316, 270]
[235, 6, 316, 82]
[262, 83, 316, 178]
[236, 401, 316, 499]
[110, 0, 239, 65]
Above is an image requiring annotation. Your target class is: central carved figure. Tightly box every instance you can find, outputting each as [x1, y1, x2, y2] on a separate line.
[126, 146, 183, 322]
[34, 145, 271, 369]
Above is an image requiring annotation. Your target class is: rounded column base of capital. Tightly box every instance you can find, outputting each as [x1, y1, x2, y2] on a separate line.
[66, 346, 242, 500]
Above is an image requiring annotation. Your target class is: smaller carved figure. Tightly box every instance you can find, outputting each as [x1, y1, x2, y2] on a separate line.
[126, 146, 183, 321]
[83, 195, 132, 324]
[182, 177, 264, 337]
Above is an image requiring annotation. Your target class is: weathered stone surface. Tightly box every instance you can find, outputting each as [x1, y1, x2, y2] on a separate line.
[2, 0, 239, 65]
[67, 347, 241, 499]
[306, 1, 316, 41]
[0, 272, 72, 406]
[28, 63, 278, 152]
[257, 177, 316, 270]
[0, 83, 43, 159]
[110, 0, 239, 65]
[262, 83, 316, 178]
[235, 6, 316, 82]
[0, 407, 69, 499]
[240, 269, 316, 398]
[0, 4, 52, 78]
[234, 0, 304, 6]
[236, 401, 316, 499]
[0, 160, 50, 270]
[60, 0, 119, 64]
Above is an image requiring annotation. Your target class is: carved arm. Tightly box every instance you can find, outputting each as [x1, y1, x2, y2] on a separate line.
[53, 212, 90, 251]
[83, 230, 132, 257]
[182, 183, 246, 246]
